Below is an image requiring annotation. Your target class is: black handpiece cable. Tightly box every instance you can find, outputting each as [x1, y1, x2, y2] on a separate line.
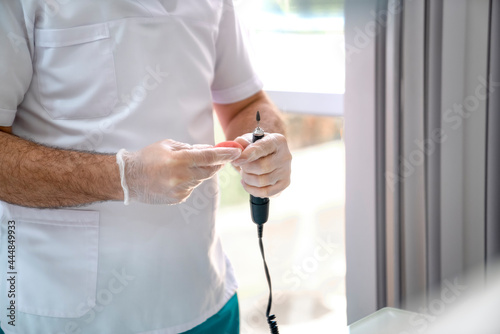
[250, 111, 280, 334]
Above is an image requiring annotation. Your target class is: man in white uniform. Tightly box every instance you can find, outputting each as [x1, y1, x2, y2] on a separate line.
[0, 1, 292, 333]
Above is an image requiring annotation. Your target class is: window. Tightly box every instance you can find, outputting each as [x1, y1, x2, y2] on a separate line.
[236, 0, 345, 116]
[217, 1, 346, 332]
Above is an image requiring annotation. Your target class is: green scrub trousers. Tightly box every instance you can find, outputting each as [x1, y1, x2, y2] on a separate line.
[181, 293, 240, 334]
[0, 294, 239, 334]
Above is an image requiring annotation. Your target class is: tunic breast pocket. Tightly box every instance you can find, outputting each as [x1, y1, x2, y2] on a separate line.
[35, 23, 118, 120]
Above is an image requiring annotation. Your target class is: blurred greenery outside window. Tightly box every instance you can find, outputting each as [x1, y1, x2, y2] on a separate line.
[215, 1, 346, 333]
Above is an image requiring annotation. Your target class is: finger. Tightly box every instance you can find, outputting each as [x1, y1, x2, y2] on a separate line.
[171, 180, 202, 203]
[232, 135, 277, 166]
[238, 153, 277, 175]
[192, 144, 213, 150]
[230, 162, 242, 173]
[233, 133, 253, 149]
[191, 164, 224, 181]
[240, 169, 280, 188]
[241, 178, 290, 198]
[161, 139, 192, 151]
[187, 147, 241, 167]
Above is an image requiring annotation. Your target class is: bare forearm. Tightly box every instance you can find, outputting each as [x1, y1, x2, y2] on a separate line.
[0, 131, 123, 208]
[219, 91, 286, 140]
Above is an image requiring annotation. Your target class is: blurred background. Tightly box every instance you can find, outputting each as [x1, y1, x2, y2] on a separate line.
[215, 1, 346, 333]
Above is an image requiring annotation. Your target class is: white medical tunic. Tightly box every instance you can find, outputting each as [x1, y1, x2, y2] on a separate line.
[0, 1, 262, 333]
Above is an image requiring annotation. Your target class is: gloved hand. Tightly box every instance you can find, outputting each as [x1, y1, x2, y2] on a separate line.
[232, 133, 292, 198]
[116, 139, 242, 205]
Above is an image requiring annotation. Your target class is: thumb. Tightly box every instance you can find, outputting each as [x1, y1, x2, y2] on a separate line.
[233, 133, 253, 150]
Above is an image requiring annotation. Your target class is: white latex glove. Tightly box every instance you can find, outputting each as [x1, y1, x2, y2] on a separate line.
[232, 133, 292, 198]
[116, 139, 241, 205]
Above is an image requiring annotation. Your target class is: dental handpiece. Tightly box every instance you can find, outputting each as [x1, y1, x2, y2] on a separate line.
[250, 111, 270, 226]
[250, 111, 279, 333]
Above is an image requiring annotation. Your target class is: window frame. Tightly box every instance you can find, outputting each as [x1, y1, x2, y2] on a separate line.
[266, 90, 344, 116]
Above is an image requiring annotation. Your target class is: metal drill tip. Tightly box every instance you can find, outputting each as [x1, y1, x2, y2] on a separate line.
[256, 111, 261, 122]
